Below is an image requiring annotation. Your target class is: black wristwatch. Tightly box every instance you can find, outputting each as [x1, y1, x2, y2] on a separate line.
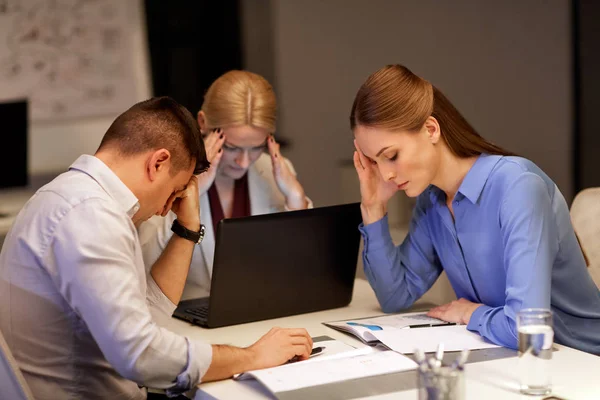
[171, 219, 205, 244]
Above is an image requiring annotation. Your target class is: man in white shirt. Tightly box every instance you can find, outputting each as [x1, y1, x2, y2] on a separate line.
[0, 97, 312, 399]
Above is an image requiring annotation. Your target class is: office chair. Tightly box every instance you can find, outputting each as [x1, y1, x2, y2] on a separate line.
[0, 329, 34, 400]
[570, 187, 600, 288]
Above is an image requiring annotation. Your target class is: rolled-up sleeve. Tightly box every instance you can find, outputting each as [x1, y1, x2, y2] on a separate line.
[44, 199, 213, 392]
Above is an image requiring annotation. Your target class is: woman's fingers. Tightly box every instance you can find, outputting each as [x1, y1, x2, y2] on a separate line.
[353, 140, 373, 170]
[204, 129, 225, 162]
[210, 146, 224, 168]
[268, 135, 281, 158]
[353, 151, 364, 172]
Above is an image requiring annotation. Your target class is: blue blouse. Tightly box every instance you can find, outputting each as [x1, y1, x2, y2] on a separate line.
[360, 154, 600, 354]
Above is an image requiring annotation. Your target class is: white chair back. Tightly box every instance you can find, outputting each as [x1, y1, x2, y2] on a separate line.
[570, 187, 600, 287]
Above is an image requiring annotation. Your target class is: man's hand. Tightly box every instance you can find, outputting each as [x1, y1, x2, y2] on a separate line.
[426, 298, 482, 325]
[248, 327, 313, 369]
[202, 327, 313, 382]
[161, 175, 200, 231]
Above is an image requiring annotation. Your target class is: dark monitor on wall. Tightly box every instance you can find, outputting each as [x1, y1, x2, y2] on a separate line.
[0, 100, 28, 189]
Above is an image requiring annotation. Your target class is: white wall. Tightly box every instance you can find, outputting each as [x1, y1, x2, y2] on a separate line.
[268, 0, 572, 205]
[28, 0, 152, 175]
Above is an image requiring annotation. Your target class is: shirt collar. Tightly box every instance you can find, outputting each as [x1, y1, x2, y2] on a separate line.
[456, 153, 503, 204]
[69, 155, 140, 218]
[427, 153, 503, 205]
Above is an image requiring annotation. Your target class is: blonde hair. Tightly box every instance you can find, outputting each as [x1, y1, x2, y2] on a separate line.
[350, 64, 513, 157]
[200, 70, 277, 132]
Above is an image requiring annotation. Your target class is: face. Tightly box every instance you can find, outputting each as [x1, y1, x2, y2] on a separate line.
[353, 117, 441, 198]
[137, 154, 196, 223]
[218, 125, 270, 180]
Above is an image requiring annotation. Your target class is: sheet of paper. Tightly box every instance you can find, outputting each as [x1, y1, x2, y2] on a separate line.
[350, 312, 449, 329]
[241, 350, 417, 393]
[373, 325, 500, 354]
[307, 338, 357, 360]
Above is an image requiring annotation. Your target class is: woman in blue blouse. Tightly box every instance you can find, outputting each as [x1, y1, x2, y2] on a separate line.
[351, 64, 600, 354]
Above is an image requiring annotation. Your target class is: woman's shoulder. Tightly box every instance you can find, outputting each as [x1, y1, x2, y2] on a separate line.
[488, 155, 556, 200]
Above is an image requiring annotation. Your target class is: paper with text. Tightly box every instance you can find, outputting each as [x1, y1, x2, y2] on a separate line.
[239, 350, 417, 393]
[373, 325, 500, 354]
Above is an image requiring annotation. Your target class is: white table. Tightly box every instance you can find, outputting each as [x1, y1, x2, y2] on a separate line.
[162, 279, 600, 400]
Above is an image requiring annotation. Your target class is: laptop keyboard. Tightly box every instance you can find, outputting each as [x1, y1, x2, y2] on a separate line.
[185, 306, 209, 319]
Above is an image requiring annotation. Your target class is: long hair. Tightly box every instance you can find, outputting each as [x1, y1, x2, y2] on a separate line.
[350, 64, 513, 157]
[201, 70, 277, 133]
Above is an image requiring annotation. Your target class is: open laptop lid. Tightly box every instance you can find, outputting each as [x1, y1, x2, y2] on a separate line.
[204, 202, 362, 328]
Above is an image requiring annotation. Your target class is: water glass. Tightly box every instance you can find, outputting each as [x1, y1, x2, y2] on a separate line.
[517, 308, 553, 395]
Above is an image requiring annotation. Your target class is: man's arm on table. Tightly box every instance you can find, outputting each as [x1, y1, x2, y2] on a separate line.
[203, 328, 313, 382]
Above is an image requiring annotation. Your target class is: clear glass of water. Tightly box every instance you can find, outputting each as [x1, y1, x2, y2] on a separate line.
[517, 308, 553, 395]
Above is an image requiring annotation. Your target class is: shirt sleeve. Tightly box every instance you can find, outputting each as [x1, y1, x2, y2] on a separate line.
[138, 213, 181, 324]
[44, 199, 212, 392]
[146, 274, 178, 326]
[466, 173, 558, 349]
[138, 213, 176, 274]
[360, 199, 443, 312]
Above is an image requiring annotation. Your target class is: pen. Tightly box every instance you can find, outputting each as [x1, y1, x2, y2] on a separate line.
[433, 343, 444, 372]
[287, 346, 326, 363]
[451, 349, 470, 370]
[310, 346, 325, 356]
[410, 323, 457, 329]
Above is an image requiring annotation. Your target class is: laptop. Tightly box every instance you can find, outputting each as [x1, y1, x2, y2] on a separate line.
[173, 202, 363, 328]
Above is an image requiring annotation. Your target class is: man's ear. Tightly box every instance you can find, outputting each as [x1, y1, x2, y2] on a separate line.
[147, 149, 171, 182]
[197, 110, 207, 133]
[424, 116, 441, 144]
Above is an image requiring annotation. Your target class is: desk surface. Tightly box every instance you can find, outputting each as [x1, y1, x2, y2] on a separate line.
[163, 279, 600, 400]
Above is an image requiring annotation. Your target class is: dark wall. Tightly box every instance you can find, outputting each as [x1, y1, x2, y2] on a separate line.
[144, 0, 243, 115]
[574, 0, 600, 191]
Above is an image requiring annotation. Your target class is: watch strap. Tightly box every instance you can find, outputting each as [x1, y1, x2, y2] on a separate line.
[171, 219, 205, 244]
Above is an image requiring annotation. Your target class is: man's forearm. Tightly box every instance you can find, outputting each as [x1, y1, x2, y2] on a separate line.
[202, 345, 256, 382]
[150, 234, 195, 304]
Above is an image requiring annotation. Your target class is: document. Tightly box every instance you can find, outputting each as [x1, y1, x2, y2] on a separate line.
[372, 325, 500, 354]
[323, 311, 452, 344]
[237, 350, 417, 393]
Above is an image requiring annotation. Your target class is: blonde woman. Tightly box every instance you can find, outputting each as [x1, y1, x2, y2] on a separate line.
[139, 71, 311, 292]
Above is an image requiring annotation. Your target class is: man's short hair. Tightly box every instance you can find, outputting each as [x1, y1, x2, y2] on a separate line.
[98, 97, 209, 175]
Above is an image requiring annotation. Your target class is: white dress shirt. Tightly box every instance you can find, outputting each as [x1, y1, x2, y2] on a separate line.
[138, 153, 313, 293]
[0, 155, 212, 400]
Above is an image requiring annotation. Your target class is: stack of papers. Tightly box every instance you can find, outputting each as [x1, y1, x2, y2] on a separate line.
[237, 349, 416, 394]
